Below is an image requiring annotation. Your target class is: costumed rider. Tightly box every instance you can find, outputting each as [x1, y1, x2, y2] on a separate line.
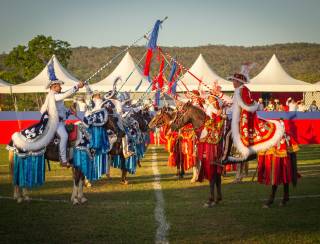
[41, 63, 84, 167]
[221, 63, 284, 161]
[89, 90, 105, 112]
[118, 91, 135, 158]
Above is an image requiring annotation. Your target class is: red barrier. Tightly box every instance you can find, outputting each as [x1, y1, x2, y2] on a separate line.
[1, 119, 319, 145]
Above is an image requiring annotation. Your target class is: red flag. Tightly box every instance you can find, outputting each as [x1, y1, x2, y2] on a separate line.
[157, 56, 164, 89]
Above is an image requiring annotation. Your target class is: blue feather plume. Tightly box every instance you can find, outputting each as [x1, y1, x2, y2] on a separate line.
[147, 20, 161, 50]
[47, 60, 58, 81]
[168, 59, 177, 82]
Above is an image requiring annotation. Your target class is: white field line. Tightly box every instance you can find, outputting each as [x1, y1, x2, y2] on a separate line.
[152, 147, 170, 244]
[1, 194, 320, 205]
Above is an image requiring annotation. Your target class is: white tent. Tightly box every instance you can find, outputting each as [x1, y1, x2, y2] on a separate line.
[10, 55, 79, 93]
[177, 54, 234, 92]
[0, 78, 12, 94]
[247, 54, 315, 92]
[92, 52, 150, 92]
[313, 80, 320, 91]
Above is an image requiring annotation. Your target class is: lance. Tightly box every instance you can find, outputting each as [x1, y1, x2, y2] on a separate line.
[83, 16, 168, 89]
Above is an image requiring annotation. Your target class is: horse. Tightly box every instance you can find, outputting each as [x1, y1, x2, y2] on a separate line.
[8, 110, 119, 205]
[149, 106, 195, 179]
[170, 101, 226, 205]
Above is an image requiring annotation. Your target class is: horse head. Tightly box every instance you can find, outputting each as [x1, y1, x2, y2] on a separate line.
[171, 101, 207, 131]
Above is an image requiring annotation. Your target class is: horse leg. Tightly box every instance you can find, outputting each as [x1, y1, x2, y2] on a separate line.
[22, 188, 31, 202]
[121, 169, 128, 184]
[215, 174, 222, 203]
[280, 183, 289, 206]
[263, 185, 278, 208]
[233, 163, 243, 183]
[8, 151, 23, 203]
[106, 154, 111, 179]
[77, 172, 87, 204]
[71, 168, 80, 205]
[204, 174, 216, 208]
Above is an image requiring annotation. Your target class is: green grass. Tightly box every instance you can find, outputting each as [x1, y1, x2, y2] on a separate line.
[0, 144, 320, 243]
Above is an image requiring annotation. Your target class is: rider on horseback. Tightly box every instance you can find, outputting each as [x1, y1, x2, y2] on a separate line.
[42, 68, 84, 167]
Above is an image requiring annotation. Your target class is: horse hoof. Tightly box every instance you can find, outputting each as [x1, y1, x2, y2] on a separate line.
[24, 196, 31, 202]
[203, 201, 216, 208]
[120, 180, 129, 185]
[72, 199, 80, 206]
[84, 180, 91, 188]
[17, 197, 23, 204]
[80, 197, 88, 204]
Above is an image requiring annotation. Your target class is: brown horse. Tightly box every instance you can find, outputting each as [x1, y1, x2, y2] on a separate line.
[170, 101, 225, 205]
[149, 107, 189, 178]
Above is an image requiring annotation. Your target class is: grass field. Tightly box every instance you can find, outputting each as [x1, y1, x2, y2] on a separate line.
[0, 144, 320, 243]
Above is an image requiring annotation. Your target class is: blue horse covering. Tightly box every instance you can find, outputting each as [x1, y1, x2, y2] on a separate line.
[13, 153, 45, 188]
[89, 126, 110, 177]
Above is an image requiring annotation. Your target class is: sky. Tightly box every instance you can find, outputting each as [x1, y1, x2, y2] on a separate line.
[0, 0, 320, 53]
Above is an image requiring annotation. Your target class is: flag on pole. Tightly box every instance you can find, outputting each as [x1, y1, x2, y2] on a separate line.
[143, 20, 161, 76]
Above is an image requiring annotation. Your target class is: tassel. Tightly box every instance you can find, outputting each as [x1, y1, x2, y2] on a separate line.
[168, 60, 177, 94]
[157, 57, 165, 89]
[168, 60, 177, 82]
[152, 75, 157, 91]
[155, 89, 161, 107]
[143, 20, 162, 76]
[171, 66, 181, 95]
[144, 49, 153, 76]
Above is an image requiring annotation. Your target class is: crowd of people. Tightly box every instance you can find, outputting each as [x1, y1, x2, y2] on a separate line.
[257, 98, 319, 112]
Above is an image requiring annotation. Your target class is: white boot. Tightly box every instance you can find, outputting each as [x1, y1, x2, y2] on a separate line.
[77, 180, 88, 204]
[22, 188, 31, 202]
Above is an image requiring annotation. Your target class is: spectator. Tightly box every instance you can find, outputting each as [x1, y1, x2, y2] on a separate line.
[286, 97, 297, 111]
[265, 100, 275, 111]
[297, 100, 307, 112]
[308, 100, 318, 112]
[257, 98, 264, 111]
[274, 99, 281, 111]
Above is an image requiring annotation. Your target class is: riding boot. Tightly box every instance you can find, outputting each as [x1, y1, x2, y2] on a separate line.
[280, 183, 289, 206]
[263, 185, 277, 208]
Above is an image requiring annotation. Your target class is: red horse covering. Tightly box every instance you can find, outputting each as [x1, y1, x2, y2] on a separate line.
[257, 131, 299, 186]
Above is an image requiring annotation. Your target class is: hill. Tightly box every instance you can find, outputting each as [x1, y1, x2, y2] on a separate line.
[67, 43, 320, 84]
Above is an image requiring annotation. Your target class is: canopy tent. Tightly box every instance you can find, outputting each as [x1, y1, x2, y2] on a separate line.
[176, 54, 234, 92]
[10, 55, 79, 93]
[91, 52, 150, 92]
[247, 54, 315, 92]
[313, 80, 320, 91]
[0, 78, 12, 94]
